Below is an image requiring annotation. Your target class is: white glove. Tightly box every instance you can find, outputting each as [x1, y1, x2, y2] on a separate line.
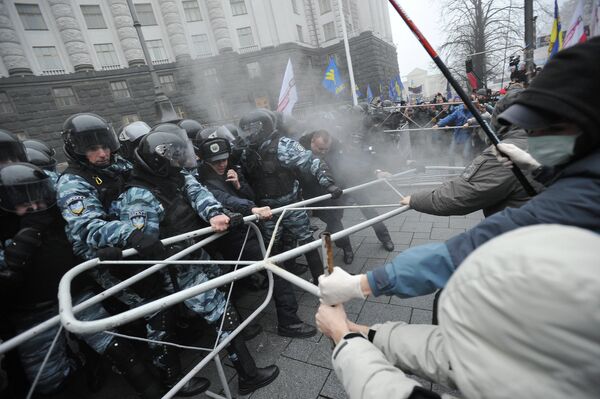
[318, 267, 366, 305]
[494, 143, 541, 171]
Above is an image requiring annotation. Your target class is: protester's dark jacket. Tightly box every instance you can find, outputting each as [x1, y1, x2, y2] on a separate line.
[298, 133, 342, 197]
[367, 148, 600, 298]
[409, 127, 544, 217]
[197, 162, 256, 216]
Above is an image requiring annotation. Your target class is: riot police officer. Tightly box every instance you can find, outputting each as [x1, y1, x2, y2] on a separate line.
[118, 121, 151, 162]
[196, 126, 318, 337]
[0, 129, 27, 164]
[117, 130, 279, 395]
[56, 113, 210, 396]
[236, 109, 342, 336]
[0, 162, 163, 398]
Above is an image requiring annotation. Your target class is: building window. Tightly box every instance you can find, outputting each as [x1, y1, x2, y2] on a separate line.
[53, 87, 78, 108]
[110, 81, 131, 99]
[0, 93, 15, 114]
[182, 0, 202, 22]
[146, 40, 168, 63]
[159, 74, 176, 92]
[135, 3, 157, 25]
[247, 62, 261, 79]
[230, 0, 247, 16]
[175, 105, 186, 119]
[15, 3, 47, 30]
[319, 0, 331, 14]
[122, 114, 140, 126]
[81, 5, 106, 29]
[94, 43, 120, 69]
[33, 47, 63, 72]
[296, 25, 304, 42]
[292, 0, 300, 14]
[237, 27, 254, 48]
[192, 34, 211, 57]
[323, 21, 336, 41]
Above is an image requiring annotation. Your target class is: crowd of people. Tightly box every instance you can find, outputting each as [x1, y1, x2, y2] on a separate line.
[0, 79, 396, 397]
[0, 36, 598, 399]
[316, 37, 600, 398]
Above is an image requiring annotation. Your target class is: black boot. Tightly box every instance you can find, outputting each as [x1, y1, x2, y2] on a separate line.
[301, 240, 324, 284]
[149, 313, 210, 397]
[103, 338, 165, 399]
[374, 225, 395, 252]
[228, 336, 279, 395]
[342, 246, 354, 265]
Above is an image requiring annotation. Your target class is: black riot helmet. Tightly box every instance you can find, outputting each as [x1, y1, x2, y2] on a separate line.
[23, 139, 56, 158]
[118, 121, 151, 162]
[0, 129, 27, 164]
[238, 109, 276, 145]
[224, 123, 241, 141]
[134, 131, 197, 177]
[62, 113, 119, 163]
[26, 147, 57, 171]
[0, 162, 56, 214]
[177, 119, 204, 140]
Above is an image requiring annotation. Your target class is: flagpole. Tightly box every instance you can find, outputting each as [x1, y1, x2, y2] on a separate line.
[337, 0, 358, 106]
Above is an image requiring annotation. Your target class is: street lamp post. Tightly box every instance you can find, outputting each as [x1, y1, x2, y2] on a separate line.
[125, 0, 177, 122]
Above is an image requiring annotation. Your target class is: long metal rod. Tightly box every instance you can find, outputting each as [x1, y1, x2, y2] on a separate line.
[384, 126, 481, 132]
[387, 0, 536, 197]
[337, 0, 358, 106]
[58, 205, 409, 335]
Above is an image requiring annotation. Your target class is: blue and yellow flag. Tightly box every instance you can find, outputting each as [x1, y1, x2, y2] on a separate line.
[388, 78, 397, 101]
[354, 83, 363, 98]
[394, 76, 403, 101]
[322, 57, 346, 95]
[367, 84, 373, 103]
[548, 0, 563, 57]
[378, 81, 385, 98]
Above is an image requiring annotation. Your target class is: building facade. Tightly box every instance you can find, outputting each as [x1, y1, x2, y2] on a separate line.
[0, 0, 398, 157]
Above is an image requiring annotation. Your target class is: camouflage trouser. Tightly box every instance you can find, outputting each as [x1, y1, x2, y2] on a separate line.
[259, 192, 314, 246]
[92, 248, 227, 348]
[9, 290, 113, 394]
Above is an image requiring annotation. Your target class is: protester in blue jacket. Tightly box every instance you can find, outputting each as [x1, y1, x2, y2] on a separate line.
[433, 104, 473, 165]
[319, 37, 600, 305]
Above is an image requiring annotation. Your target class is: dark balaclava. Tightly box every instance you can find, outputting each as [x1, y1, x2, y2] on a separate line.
[513, 37, 600, 160]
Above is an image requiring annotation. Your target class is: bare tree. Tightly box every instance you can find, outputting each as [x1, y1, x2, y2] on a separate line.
[439, 0, 525, 87]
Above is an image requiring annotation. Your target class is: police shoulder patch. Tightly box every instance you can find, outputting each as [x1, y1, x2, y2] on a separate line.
[130, 210, 147, 230]
[66, 195, 86, 216]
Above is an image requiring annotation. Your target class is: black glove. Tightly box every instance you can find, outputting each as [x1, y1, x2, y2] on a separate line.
[4, 228, 42, 271]
[222, 209, 244, 230]
[97, 247, 123, 261]
[326, 184, 343, 200]
[127, 230, 167, 260]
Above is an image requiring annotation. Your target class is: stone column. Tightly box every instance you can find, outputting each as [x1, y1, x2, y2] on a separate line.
[206, 0, 233, 53]
[108, 0, 145, 66]
[0, 1, 32, 75]
[158, 0, 190, 61]
[48, 0, 94, 72]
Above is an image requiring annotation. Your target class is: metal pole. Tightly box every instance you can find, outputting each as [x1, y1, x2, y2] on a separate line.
[125, 0, 176, 122]
[524, 0, 535, 83]
[337, 0, 358, 106]
[387, 0, 537, 197]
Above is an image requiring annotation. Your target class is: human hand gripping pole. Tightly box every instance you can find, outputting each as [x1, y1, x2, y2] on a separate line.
[318, 267, 366, 305]
[388, 0, 537, 196]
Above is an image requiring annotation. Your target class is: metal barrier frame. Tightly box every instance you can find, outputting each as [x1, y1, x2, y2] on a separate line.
[0, 168, 448, 397]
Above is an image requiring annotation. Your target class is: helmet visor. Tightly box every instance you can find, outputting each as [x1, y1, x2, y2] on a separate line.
[69, 127, 120, 155]
[240, 120, 264, 139]
[0, 177, 56, 214]
[0, 141, 27, 164]
[155, 138, 197, 169]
